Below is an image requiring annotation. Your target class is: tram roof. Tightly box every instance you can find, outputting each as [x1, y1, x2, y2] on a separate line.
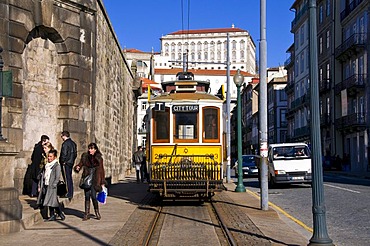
[150, 92, 222, 102]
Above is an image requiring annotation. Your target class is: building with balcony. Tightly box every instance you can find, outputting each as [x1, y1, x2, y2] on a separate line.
[334, 0, 369, 172]
[286, 0, 369, 173]
[287, 0, 311, 144]
[243, 78, 260, 155]
[254, 70, 288, 146]
[317, 0, 336, 158]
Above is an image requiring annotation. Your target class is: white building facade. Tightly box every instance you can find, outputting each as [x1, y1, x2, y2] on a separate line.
[155, 26, 256, 74]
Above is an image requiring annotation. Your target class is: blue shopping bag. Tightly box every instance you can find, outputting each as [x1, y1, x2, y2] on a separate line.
[97, 186, 108, 204]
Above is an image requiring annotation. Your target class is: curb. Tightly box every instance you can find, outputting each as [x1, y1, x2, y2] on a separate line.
[20, 191, 85, 230]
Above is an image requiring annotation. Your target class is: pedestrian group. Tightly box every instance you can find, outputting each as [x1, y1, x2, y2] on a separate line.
[27, 131, 106, 222]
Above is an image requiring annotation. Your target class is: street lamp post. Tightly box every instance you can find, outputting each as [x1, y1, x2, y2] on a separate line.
[234, 69, 246, 192]
[308, 1, 333, 245]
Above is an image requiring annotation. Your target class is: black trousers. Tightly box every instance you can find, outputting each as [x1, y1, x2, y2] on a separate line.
[84, 185, 97, 202]
[62, 164, 74, 198]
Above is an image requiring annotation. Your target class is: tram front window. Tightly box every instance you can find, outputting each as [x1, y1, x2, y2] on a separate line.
[153, 108, 170, 142]
[175, 112, 197, 140]
[203, 107, 219, 140]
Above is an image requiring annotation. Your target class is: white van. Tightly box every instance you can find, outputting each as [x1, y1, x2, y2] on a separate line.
[268, 143, 312, 187]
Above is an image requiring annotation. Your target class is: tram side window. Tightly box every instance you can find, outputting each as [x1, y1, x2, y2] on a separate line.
[203, 107, 219, 141]
[175, 112, 198, 140]
[154, 108, 170, 142]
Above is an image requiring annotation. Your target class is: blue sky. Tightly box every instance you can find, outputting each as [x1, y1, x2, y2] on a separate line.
[103, 0, 295, 68]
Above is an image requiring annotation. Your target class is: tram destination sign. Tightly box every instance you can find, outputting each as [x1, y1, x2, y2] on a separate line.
[172, 105, 199, 113]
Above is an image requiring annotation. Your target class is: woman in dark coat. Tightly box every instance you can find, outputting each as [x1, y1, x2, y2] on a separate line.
[38, 149, 65, 221]
[74, 143, 106, 221]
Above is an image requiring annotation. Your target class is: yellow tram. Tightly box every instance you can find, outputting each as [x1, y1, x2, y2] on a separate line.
[146, 71, 225, 199]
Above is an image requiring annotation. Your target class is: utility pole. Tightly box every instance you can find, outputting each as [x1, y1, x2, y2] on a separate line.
[308, 0, 333, 245]
[259, 0, 268, 210]
[226, 33, 231, 183]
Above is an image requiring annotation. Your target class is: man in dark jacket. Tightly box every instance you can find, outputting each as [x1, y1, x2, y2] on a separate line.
[133, 146, 145, 183]
[29, 135, 50, 197]
[60, 131, 77, 199]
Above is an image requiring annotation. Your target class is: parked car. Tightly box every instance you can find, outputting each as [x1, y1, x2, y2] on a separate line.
[234, 155, 261, 177]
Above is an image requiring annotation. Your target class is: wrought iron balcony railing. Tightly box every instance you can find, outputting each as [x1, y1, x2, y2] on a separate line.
[334, 74, 366, 95]
[335, 113, 366, 131]
[340, 0, 364, 21]
[335, 33, 367, 61]
[291, 3, 308, 31]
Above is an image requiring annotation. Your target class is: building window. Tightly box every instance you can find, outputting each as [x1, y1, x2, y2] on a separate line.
[204, 52, 208, 60]
[240, 50, 245, 59]
[326, 63, 330, 79]
[232, 40, 236, 50]
[326, 30, 330, 49]
[184, 42, 189, 52]
[141, 101, 147, 110]
[306, 51, 309, 69]
[171, 43, 175, 52]
[295, 58, 299, 76]
[240, 40, 245, 50]
[165, 43, 169, 52]
[279, 90, 287, 101]
[319, 37, 323, 54]
[198, 52, 201, 60]
[191, 42, 195, 51]
[210, 41, 215, 51]
[300, 52, 304, 73]
[210, 51, 215, 61]
[232, 51, 236, 62]
[141, 137, 146, 149]
[280, 109, 287, 126]
[217, 41, 221, 51]
[295, 33, 299, 49]
[197, 42, 202, 51]
[326, 0, 330, 16]
[300, 24, 305, 45]
[319, 5, 323, 23]
[217, 51, 221, 61]
[359, 56, 364, 74]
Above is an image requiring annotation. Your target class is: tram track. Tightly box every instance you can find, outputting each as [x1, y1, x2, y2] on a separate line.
[110, 190, 270, 246]
[142, 199, 237, 246]
[210, 199, 237, 246]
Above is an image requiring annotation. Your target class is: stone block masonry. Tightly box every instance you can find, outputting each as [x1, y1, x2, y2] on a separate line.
[0, 0, 139, 233]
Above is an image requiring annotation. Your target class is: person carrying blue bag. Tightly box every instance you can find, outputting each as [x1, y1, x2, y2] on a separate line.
[74, 143, 106, 221]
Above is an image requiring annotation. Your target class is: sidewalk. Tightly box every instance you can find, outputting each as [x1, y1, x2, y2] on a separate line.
[2, 173, 310, 245]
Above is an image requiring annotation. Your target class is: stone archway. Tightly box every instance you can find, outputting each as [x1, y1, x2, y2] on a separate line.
[22, 38, 60, 150]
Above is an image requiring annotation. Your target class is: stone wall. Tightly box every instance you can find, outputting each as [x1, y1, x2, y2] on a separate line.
[0, 0, 136, 192]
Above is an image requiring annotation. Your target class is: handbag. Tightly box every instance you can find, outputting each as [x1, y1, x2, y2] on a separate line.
[57, 164, 68, 197]
[57, 180, 67, 197]
[79, 167, 95, 189]
[97, 186, 108, 204]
